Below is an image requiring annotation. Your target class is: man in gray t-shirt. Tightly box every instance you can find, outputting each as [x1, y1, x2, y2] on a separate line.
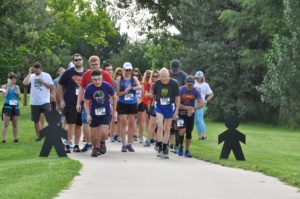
[169, 59, 187, 153]
[169, 59, 187, 87]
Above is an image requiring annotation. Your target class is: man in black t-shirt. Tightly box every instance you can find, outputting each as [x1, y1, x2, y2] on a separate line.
[152, 68, 180, 159]
[58, 53, 87, 153]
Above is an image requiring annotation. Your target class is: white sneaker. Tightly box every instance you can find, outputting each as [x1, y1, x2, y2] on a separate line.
[138, 136, 144, 144]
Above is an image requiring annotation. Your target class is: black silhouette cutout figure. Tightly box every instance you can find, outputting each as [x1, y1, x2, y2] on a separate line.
[218, 115, 246, 160]
[39, 111, 67, 157]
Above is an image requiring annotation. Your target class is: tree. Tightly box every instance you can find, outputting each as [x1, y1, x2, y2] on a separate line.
[258, 0, 300, 127]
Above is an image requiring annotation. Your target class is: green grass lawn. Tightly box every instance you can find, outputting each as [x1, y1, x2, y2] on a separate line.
[0, 97, 81, 199]
[190, 119, 300, 188]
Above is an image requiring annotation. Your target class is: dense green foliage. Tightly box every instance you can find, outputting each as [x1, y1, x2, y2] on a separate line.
[116, 0, 300, 126]
[0, 0, 121, 81]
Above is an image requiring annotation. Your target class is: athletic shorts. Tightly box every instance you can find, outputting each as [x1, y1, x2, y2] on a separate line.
[90, 114, 110, 127]
[137, 103, 145, 112]
[31, 103, 50, 123]
[2, 105, 20, 120]
[117, 102, 137, 115]
[155, 102, 175, 119]
[64, 105, 82, 126]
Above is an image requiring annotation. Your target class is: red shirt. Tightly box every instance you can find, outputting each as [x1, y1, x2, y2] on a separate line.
[142, 81, 153, 106]
[80, 69, 113, 89]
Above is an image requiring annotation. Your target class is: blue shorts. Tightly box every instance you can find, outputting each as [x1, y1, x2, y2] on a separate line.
[81, 106, 88, 124]
[155, 102, 175, 119]
[90, 114, 110, 127]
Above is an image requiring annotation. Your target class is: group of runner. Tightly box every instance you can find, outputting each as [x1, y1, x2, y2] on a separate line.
[1, 53, 214, 159]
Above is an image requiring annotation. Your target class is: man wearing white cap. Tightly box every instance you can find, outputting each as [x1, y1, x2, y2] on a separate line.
[194, 71, 214, 140]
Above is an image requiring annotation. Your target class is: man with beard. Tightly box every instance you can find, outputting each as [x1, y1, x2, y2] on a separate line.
[58, 53, 87, 153]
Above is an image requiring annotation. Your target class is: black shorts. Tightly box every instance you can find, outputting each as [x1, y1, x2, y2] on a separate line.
[137, 103, 145, 112]
[90, 114, 110, 127]
[117, 102, 137, 115]
[64, 105, 82, 126]
[2, 105, 20, 120]
[31, 103, 50, 123]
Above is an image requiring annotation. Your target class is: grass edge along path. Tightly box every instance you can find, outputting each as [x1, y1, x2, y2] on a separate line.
[190, 120, 300, 189]
[0, 96, 82, 199]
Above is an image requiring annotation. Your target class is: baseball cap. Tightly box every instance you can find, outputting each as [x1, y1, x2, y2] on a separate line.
[195, 71, 204, 78]
[186, 75, 195, 83]
[170, 59, 180, 69]
[123, 62, 133, 70]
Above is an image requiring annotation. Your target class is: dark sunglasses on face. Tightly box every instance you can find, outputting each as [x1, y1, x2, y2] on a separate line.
[125, 69, 132, 72]
[152, 75, 158, 78]
[92, 78, 102, 81]
[74, 59, 82, 62]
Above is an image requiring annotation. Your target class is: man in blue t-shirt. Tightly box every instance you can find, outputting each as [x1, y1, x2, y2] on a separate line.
[177, 76, 204, 158]
[84, 70, 117, 157]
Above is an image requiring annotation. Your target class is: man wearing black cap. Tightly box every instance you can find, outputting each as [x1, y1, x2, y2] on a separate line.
[169, 59, 187, 153]
[177, 76, 204, 157]
[23, 62, 54, 141]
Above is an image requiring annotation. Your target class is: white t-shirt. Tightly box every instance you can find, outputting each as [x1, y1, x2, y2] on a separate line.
[29, 72, 54, 105]
[194, 82, 213, 101]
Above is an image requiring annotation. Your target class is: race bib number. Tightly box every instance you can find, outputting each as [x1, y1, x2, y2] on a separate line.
[124, 93, 133, 101]
[95, 107, 106, 116]
[160, 97, 170, 105]
[177, 118, 185, 128]
[75, 88, 79, 96]
[9, 100, 18, 106]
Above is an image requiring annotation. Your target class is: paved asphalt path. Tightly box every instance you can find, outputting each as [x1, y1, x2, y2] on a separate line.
[56, 140, 300, 199]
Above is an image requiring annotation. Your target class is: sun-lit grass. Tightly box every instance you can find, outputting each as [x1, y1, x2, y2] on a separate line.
[190, 119, 300, 188]
[0, 96, 81, 199]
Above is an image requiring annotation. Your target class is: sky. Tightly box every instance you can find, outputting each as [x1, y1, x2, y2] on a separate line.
[106, 0, 179, 41]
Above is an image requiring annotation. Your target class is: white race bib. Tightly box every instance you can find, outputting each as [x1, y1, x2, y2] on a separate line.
[95, 107, 106, 116]
[9, 100, 18, 106]
[160, 97, 170, 105]
[177, 118, 184, 128]
[124, 93, 133, 101]
[75, 88, 79, 96]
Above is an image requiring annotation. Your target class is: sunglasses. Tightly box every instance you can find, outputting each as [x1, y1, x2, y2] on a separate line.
[146, 76, 151, 78]
[125, 69, 132, 72]
[74, 59, 82, 62]
[152, 75, 158, 78]
[92, 78, 102, 81]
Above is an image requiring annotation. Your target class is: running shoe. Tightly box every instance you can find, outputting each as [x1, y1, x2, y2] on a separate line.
[173, 146, 179, 154]
[184, 150, 192, 158]
[65, 145, 71, 153]
[73, 145, 81, 152]
[121, 145, 127, 152]
[13, 139, 19, 143]
[81, 144, 92, 152]
[126, 144, 135, 152]
[138, 136, 144, 144]
[161, 149, 169, 159]
[2, 140, 6, 144]
[143, 140, 151, 147]
[114, 135, 119, 142]
[178, 146, 184, 156]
